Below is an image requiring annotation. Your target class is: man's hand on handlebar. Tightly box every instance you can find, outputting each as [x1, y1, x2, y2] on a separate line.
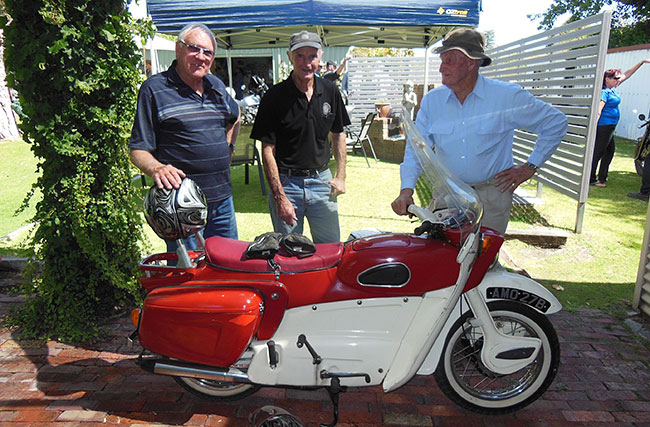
[391, 188, 415, 215]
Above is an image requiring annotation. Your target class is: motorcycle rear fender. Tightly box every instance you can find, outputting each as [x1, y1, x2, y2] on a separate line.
[416, 270, 561, 376]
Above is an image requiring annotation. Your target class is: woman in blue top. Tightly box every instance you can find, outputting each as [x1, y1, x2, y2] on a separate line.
[590, 60, 650, 187]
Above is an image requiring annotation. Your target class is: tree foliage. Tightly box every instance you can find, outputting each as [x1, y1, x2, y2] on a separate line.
[2, 0, 153, 341]
[351, 47, 414, 57]
[534, 0, 650, 48]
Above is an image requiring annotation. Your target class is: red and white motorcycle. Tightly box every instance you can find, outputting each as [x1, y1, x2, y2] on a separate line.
[129, 110, 561, 426]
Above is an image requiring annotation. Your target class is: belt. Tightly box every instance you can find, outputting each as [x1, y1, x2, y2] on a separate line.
[471, 176, 499, 190]
[278, 164, 328, 177]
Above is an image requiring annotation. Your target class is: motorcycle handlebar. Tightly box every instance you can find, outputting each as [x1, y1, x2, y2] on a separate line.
[407, 205, 438, 223]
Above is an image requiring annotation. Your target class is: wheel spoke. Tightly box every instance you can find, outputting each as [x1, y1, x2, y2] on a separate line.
[448, 313, 546, 400]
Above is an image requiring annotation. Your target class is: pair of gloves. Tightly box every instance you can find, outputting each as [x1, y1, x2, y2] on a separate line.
[246, 232, 316, 260]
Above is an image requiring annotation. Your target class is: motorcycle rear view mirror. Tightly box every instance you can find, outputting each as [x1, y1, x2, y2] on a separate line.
[640, 114, 646, 121]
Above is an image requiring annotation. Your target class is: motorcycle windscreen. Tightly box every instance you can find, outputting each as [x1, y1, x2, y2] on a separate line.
[398, 107, 483, 235]
[138, 286, 263, 367]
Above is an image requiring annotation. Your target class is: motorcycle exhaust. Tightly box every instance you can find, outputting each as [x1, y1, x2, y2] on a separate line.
[137, 358, 251, 383]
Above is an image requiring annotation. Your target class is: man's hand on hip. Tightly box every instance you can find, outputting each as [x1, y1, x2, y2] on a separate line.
[329, 176, 346, 197]
[494, 164, 536, 193]
[391, 188, 414, 215]
[153, 164, 186, 190]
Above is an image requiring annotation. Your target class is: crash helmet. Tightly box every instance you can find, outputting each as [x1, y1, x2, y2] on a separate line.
[143, 178, 207, 240]
[249, 405, 304, 427]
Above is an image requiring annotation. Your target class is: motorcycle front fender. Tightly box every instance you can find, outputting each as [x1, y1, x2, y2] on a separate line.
[416, 270, 561, 376]
[477, 270, 562, 314]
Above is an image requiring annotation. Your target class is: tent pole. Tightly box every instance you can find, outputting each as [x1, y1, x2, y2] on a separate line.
[423, 46, 430, 96]
[227, 48, 233, 90]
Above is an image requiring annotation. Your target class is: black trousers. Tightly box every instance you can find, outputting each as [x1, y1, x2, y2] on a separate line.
[590, 124, 616, 183]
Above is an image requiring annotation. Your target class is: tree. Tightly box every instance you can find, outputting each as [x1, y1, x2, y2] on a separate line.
[533, 0, 650, 48]
[2, 0, 153, 341]
[484, 30, 496, 49]
[350, 47, 415, 57]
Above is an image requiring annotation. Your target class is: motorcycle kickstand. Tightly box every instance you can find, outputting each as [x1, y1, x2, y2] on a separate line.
[321, 376, 342, 427]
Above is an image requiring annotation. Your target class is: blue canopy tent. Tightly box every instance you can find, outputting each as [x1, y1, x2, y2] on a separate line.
[146, 0, 481, 49]
[145, 0, 481, 102]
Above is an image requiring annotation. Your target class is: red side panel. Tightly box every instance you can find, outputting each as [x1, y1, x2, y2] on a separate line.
[139, 286, 263, 367]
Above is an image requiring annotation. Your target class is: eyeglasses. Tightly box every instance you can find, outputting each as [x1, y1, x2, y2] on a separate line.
[179, 40, 214, 59]
[607, 75, 621, 80]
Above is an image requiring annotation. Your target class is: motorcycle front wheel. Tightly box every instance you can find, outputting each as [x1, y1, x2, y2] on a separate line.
[636, 158, 644, 176]
[434, 301, 560, 414]
[174, 377, 261, 401]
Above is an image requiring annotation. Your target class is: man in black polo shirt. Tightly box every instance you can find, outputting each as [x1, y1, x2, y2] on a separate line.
[251, 31, 350, 243]
[129, 23, 240, 251]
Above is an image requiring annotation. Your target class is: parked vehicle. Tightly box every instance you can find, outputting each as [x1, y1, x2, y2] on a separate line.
[129, 110, 561, 426]
[236, 75, 268, 125]
[634, 112, 650, 175]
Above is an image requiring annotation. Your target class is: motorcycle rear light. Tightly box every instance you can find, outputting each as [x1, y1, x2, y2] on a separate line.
[131, 309, 141, 327]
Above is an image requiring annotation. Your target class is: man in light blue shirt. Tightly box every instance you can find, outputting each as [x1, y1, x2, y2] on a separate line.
[391, 28, 567, 234]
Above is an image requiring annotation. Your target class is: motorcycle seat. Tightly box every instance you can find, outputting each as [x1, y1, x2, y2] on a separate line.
[205, 236, 344, 273]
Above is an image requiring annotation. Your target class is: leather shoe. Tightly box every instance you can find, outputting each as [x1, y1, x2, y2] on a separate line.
[628, 192, 650, 201]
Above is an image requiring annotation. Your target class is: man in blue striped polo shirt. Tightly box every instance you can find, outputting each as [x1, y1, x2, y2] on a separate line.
[130, 23, 240, 251]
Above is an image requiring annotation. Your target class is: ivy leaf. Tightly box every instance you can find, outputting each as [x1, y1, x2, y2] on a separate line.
[49, 38, 68, 55]
[102, 28, 116, 42]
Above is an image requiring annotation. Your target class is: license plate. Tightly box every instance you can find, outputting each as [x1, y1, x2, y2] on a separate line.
[486, 287, 551, 313]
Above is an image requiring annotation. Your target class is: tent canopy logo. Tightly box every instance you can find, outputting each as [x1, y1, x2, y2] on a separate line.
[437, 7, 469, 17]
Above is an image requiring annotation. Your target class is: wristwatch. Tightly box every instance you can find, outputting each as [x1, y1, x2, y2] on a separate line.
[526, 162, 539, 172]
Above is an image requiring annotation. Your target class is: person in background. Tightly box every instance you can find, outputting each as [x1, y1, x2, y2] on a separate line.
[590, 60, 650, 188]
[628, 152, 650, 201]
[145, 59, 152, 77]
[322, 57, 349, 83]
[402, 80, 417, 120]
[251, 31, 350, 243]
[391, 28, 567, 235]
[129, 22, 240, 252]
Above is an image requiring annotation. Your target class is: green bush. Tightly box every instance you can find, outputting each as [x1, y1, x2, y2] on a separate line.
[2, 0, 153, 341]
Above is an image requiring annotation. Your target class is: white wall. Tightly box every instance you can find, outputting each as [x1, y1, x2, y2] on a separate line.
[605, 45, 650, 141]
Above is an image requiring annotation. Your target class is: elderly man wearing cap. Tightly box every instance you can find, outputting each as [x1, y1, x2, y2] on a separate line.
[251, 31, 350, 243]
[391, 28, 568, 235]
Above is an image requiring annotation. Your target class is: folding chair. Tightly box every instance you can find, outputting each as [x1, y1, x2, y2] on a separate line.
[346, 112, 378, 167]
[231, 142, 267, 195]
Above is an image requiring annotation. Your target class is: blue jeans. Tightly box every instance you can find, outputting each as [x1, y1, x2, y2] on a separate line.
[166, 195, 238, 253]
[269, 169, 340, 243]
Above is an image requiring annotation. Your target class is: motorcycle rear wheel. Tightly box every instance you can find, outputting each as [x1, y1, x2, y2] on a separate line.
[434, 301, 560, 414]
[174, 377, 261, 401]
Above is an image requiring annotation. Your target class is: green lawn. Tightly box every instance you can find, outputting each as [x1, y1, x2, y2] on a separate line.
[505, 136, 646, 315]
[0, 139, 40, 247]
[1, 130, 647, 318]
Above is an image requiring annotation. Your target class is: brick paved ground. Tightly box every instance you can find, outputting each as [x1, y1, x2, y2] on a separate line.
[1, 279, 650, 426]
